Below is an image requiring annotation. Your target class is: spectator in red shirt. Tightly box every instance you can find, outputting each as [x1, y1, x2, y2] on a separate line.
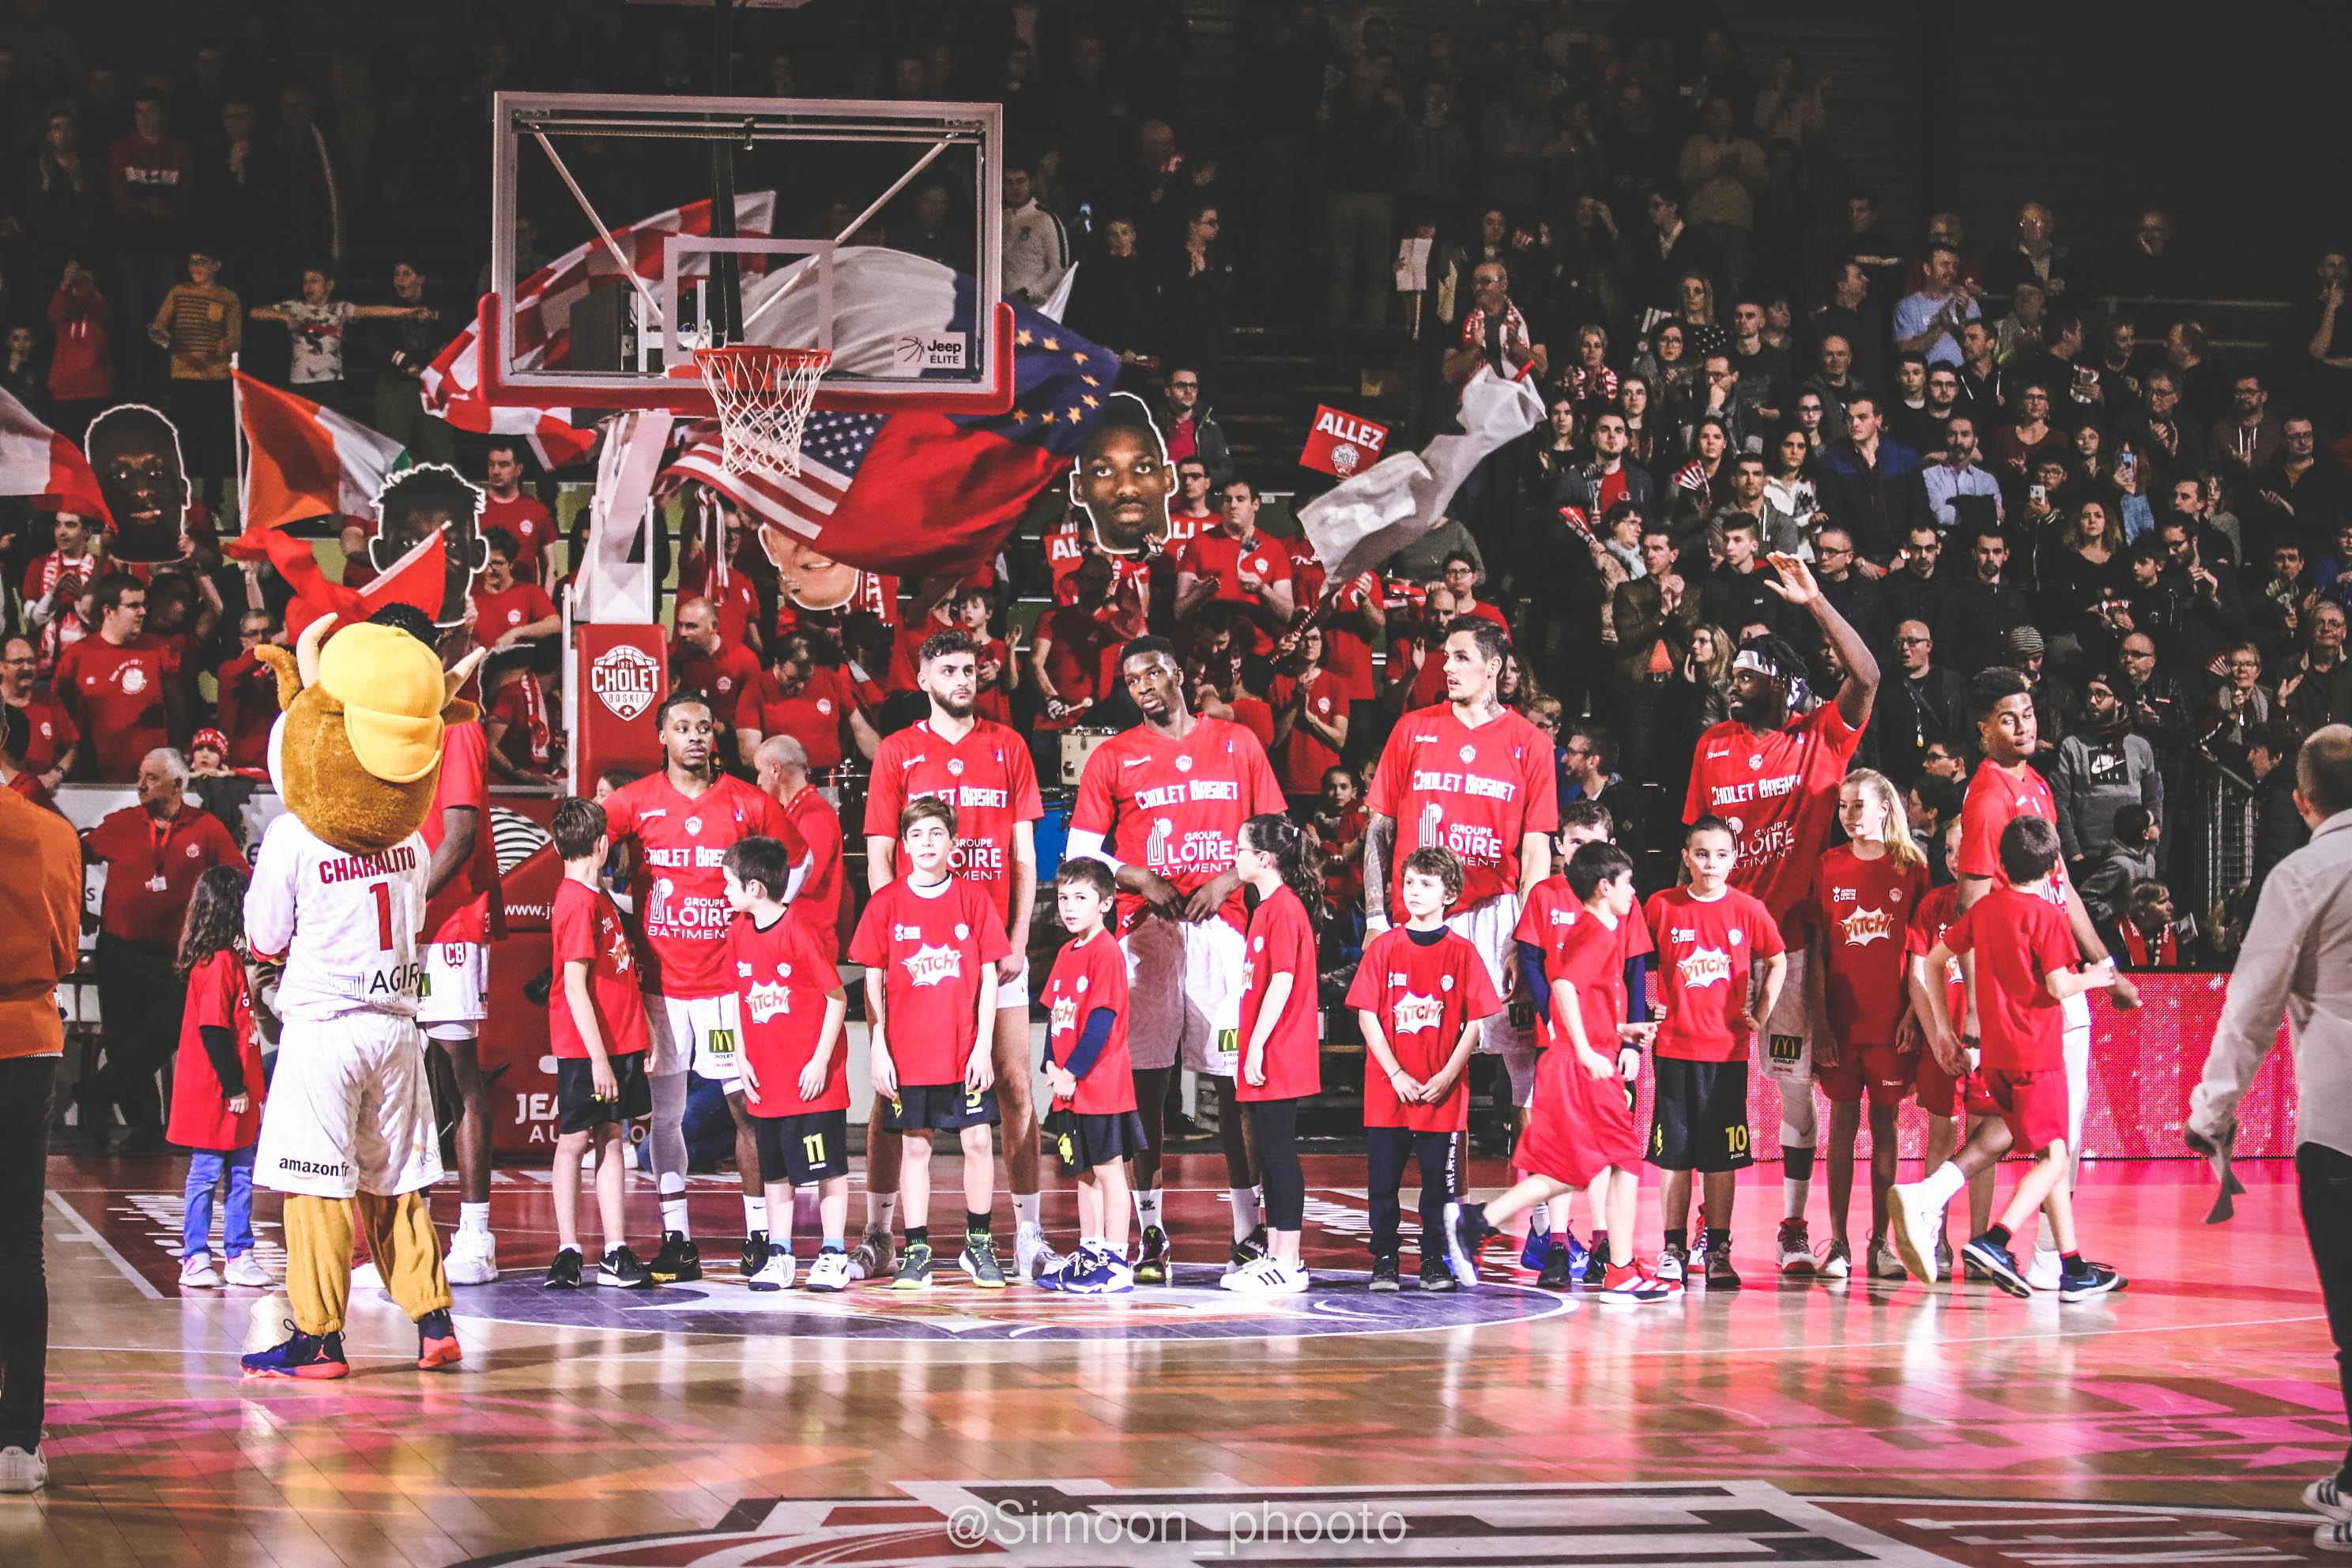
[47, 261, 113, 430]
[480, 439, 557, 582]
[1441, 551, 1511, 634]
[53, 573, 183, 781]
[482, 648, 560, 785]
[883, 579, 961, 692]
[141, 572, 216, 721]
[1175, 478, 1297, 655]
[82, 746, 247, 1151]
[951, 584, 1015, 724]
[739, 632, 876, 774]
[1167, 456, 1219, 551]
[1270, 624, 1349, 808]
[470, 528, 560, 651]
[675, 495, 764, 657]
[23, 512, 100, 681]
[752, 733, 848, 962]
[1, 635, 77, 790]
[670, 596, 766, 762]
[212, 610, 282, 771]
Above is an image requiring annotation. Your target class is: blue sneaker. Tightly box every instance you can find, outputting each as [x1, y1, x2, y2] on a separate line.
[242, 1327, 349, 1380]
[1443, 1201, 1494, 1287]
[1564, 1230, 1590, 1279]
[1960, 1234, 2030, 1298]
[1061, 1247, 1136, 1295]
[1518, 1224, 1551, 1270]
[1035, 1250, 1079, 1292]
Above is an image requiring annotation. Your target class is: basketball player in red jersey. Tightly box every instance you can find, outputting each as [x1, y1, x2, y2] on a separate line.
[1679, 553, 1880, 1276]
[1067, 635, 1287, 1281]
[860, 629, 1047, 1282]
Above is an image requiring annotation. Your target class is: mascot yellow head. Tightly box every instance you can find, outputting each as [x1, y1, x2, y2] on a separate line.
[258, 613, 484, 854]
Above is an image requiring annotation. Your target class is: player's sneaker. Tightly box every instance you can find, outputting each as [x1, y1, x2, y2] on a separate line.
[1600, 1262, 1674, 1303]
[739, 1231, 769, 1280]
[959, 1234, 1008, 1288]
[1816, 1238, 1852, 1279]
[1936, 1236, 1957, 1281]
[1704, 1242, 1741, 1290]
[2026, 1246, 2064, 1292]
[0, 1446, 45, 1493]
[891, 1240, 935, 1291]
[1536, 1241, 1577, 1290]
[1585, 1242, 1609, 1286]
[243, 1326, 348, 1380]
[223, 1253, 270, 1288]
[1518, 1224, 1551, 1271]
[1868, 1239, 1908, 1281]
[1369, 1253, 1402, 1292]
[1886, 1179, 1944, 1283]
[1962, 1251, 1989, 1281]
[179, 1252, 222, 1289]
[1442, 1200, 1494, 1287]
[443, 1227, 498, 1286]
[648, 1231, 703, 1283]
[1776, 1218, 1815, 1276]
[1015, 1224, 1053, 1283]
[805, 1248, 854, 1293]
[748, 1245, 797, 1291]
[1133, 1225, 1170, 1284]
[847, 1229, 895, 1282]
[599, 1246, 652, 1289]
[1229, 1224, 1270, 1273]
[2303, 1476, 2352, 1520]
[1655, 1244, 1688, 1284]
[1960, 1234, 2030, 1298]
[2059, 1258, 2124, 1302]
[415, 1308, 462, 1370]
[1219, 1256, 1309, 1295]
[1419, 1256, 1459, 1293]
[544, 1249, 582, 1290]
[2317, 1521, 2352, 1553]
[1062, 1248, 1136, 1295]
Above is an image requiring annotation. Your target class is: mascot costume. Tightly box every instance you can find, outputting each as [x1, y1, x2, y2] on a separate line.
[240, 611, 484, 1378]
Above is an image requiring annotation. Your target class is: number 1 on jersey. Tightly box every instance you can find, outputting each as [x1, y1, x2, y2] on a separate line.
[370, 881, 392, 951]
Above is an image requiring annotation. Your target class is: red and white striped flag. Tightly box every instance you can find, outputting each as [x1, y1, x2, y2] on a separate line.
[1673, 459, 1709, 494]
[232, 371, 410, 544]
[0, 386, 108, 522]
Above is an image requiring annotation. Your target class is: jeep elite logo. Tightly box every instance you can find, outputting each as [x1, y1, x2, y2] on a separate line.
[591, 643, 662, 722]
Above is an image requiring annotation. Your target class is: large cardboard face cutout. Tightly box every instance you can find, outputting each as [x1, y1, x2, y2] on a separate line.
[1067, 393, 1173, 557]
[760, 526, 871, 612]
[369, 464, 488, 627]
[86, 403, 190, 564]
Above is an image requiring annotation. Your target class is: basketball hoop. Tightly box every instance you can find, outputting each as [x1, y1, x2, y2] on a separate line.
[692, 345, 831, 481]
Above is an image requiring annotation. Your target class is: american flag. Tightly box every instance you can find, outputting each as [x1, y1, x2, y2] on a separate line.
[666, 411, 885, 548]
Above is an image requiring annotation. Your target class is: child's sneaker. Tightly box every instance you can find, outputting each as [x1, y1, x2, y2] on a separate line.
[1936, 1235, 1957, 1281]
[1960, 1234, 2030, 1298]
[0, 1446, 45, 1493]
[1442, 1200, 1493, 1287]
[648, 1231, 703, 1283]
[243, 1327, 349, 1380]
[891, 1240, 936, 1291]
[1133, 1225, 1170, 1284]
[2303, 1476, 2352, 1521]
[1368, 1253, 1402, 1292]
[805, 1248, 854, 1293]
[1886, 1180, 1944, 1283]
[415, 1308, 462, 1370]
[544, 1249, 582, 1290]
[222, 1253, 270, 1288]
[1536, 1241, 1577, 1289]
[1705, 1242, 1741, 1290]
[748, 1245, 797, 1291]
[2317, 1521, 2352, 1553]
[600, 1246, 653, 1289]
[739, 1231, 769, 1280]
[1655, 1243, 1688, 1284]
[1868, 1240, 1909, 1281]
[1419, 1256, 1458, 1292]
[1600, 1262, 1673, 1303]
[848, 1228, 895, 1282]
[2026, 1246, 2064, 1293]
[960, 1233, 1008, 1288]
[179, 1252, 222, 1289]
[1015, 1224, 1052, 1283]
[1518, 1224, 1551, 1271]
[2058, 1257, 2124, 1302]
[1219, 1256, 1309, 1295]
[1776, 1218, 1815, 1276]
[1816, 1238, 1852, 1279]
[1230, 1224, 1270, 1272]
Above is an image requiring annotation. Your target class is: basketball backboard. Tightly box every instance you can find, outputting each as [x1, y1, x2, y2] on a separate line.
[481, 91, 1011, 416]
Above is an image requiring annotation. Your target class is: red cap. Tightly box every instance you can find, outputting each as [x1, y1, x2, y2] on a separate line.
[190, 727, 229, 756]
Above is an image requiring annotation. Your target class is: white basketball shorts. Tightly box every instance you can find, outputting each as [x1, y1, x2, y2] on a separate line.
[417, 941, 488, 1041]
[1123, 914, 1246, 1078]
[256, 1011, 444, 1200]
[1446, 893, 1536, 1107]
[1758, 945, 1815, 1090]
[645, 992, 741, 1087]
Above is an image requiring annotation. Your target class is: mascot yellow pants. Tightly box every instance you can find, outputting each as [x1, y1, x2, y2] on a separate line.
[281, 1193, 452, 1335]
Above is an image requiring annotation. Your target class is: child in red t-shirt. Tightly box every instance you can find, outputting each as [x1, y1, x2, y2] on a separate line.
[1804, 769, 1930, 1283]
[1891, 815, 2121, 1301]
[1450, 842, 1676, 1302]
[168, 865, 269, 1291]
[1035, 858, 1148, 1295]
[546, 798, 654, 1289]
[1904, 814, 1997, 1276]
[848, 797, 1012, 1291]
[1347, 847, 1501, 1291]
[723, 835, 854, 1293]
[1224, 814, 1322, 1297]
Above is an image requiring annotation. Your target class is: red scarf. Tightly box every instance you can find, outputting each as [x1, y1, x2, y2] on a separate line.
[2119, 920, 2176, 968]
[513, 671, 552, 767]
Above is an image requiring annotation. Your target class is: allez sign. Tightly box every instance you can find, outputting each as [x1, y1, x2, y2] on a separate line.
[1299, 405, 1389, 479]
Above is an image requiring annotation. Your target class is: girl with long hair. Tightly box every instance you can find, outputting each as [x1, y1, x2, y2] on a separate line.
[1803, 770, 1928, 1282]
[1674, 270, 1728, 360]
[1617, 374, 1661, 466]
[168, 865, 270, 1291]
[1223, 813, 1323, 1297]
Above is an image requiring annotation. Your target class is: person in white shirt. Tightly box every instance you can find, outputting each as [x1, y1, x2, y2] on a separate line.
[1921, 415, 2003, 531]
[1001, 165, 1070, 306]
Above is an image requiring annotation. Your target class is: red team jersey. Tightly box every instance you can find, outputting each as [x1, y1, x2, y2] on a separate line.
[1515, 876, 1655, 1050]
[166, 948, 263, 1152]
[1957, 759, 2072, 916]
[1268, 669, 1345, 795]
[1177, 530, 1293, 652]
[1806, 847, 1928, 1046]
[1070, 715, 1286, 932]
[603, 772, 804, 998]
[548, 879, 649, 1060]
[1369, 706, 1560, 912]
[752, 663, 859, 771]
[848, 876, 1012, 1087]
[1645, 886, 1785, 1061]
[863, 717, 1043, 927]
[1238, 885, 1321, 1102]
[8, 692, 76, 776]
[669, 639, 767, 729]
[421, 721, 501, 946]
[1682, 704, 1863, 929]
[482, 492, 556, 580]
[1939, 888, 2076, 1074]
[728, 910, 849, 1116]
[779, 784, 845, 962]
[1041, 928, 1136, 1115]
[470, 582, 556, 643]
[53, 632, 177, 781]
[1346, 926, 1502, 1131]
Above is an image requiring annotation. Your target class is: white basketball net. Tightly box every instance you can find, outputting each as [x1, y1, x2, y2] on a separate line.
[693, 345, 832, 481]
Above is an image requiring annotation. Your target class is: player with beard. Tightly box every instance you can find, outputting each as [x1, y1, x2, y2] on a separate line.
[1067, 636, 1287, 1280]
[858, 629, 1046, 1283]
[1363, 616, 1560, 1234]
[1679, 553, 1881, 1278]
[600, 695, 808, 1283]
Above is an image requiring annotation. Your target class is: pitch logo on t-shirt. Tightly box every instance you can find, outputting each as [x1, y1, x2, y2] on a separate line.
[1393, 993, 1445, 1034]
[1050, 994, 1077, 1035]
[1678, 945, 1732, 989]
[1840, 906, 1896, 946]
[746, 981, 791, 1023]
[905, 944, 962, 986]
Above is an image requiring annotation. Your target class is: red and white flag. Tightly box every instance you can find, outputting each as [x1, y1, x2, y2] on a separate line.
[232, 371, 411, 544]
[0, 386, 108, 522]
